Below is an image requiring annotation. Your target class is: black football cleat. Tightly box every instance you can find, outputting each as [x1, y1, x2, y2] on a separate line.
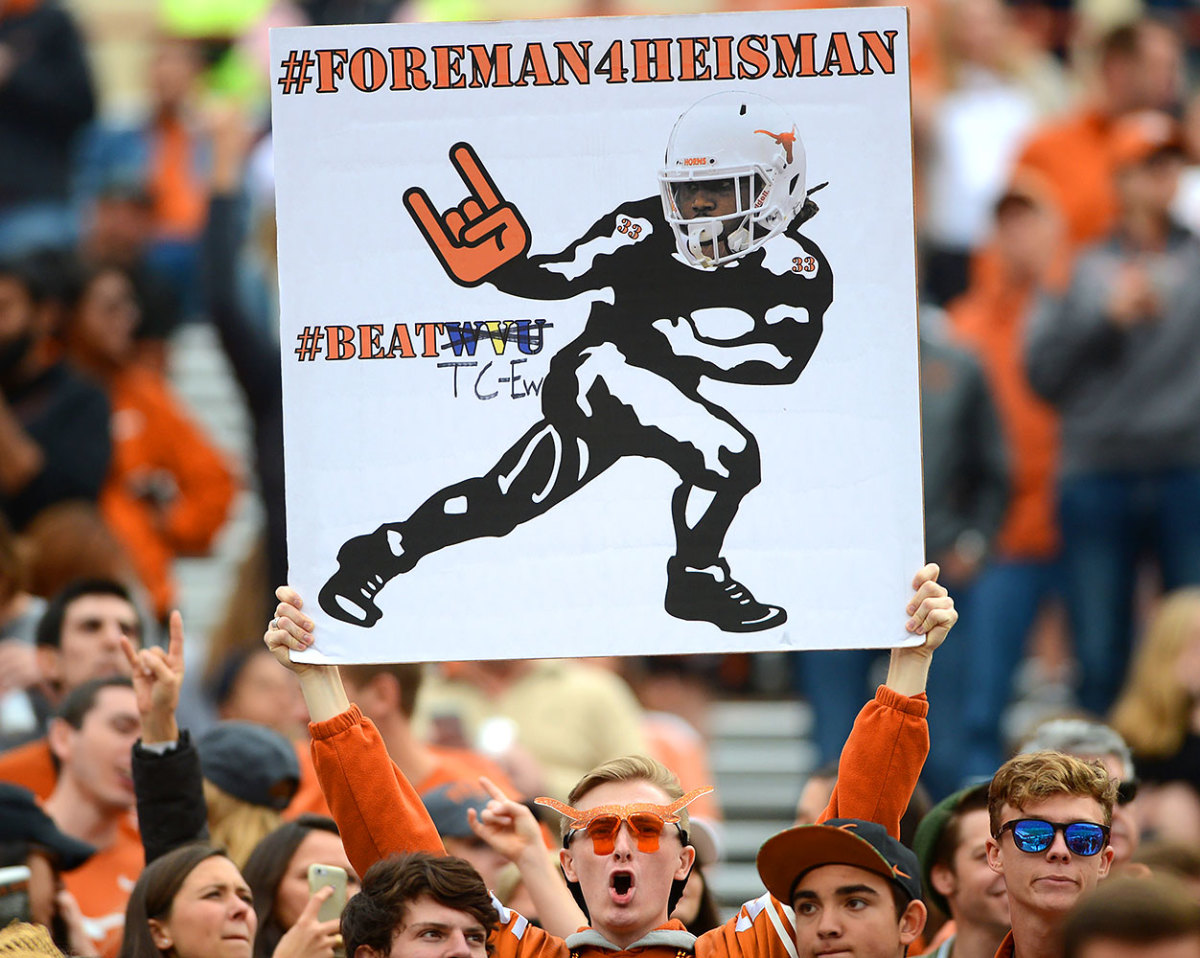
[664, 557, 787, 632]
[318, 525, 414, 627]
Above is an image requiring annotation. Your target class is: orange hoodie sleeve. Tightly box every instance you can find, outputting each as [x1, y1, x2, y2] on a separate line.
[817, 685, 929, 837]
[309, 705, 445, 878]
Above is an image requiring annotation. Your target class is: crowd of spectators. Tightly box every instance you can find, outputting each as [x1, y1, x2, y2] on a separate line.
[5, 0, 1200, 956]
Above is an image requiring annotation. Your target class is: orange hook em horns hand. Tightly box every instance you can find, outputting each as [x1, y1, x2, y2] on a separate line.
[403, 141, 532, 287]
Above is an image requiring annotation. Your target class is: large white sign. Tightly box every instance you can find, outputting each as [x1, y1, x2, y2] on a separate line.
[271, 8, 924, 663]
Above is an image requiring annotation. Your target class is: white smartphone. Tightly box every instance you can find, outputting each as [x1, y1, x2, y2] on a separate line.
[307, 864, 348, 923]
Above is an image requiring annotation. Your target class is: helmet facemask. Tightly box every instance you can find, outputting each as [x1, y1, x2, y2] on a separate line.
[662, 170, 780, 268]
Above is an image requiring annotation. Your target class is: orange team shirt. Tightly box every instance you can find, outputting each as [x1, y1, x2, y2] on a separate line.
[150, 115, 207, 241]
[307, 687, 928, 958]
[100, 366, 236, 619]
[1011, 109, 1122, 254]
[62, 817, 144, 958]
[0, 738, 57, 799]
[948, 265, 1060, 559]
[0, 741, 145, 958]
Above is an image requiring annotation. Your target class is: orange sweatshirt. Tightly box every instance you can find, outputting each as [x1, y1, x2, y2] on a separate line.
[948, 269, 1060, 559]
[309, 686, 928, 958]
[100, 366, 236, 618]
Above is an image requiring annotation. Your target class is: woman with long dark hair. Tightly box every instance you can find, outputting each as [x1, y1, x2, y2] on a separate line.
[119, 845, 254, 958]
[241, 816, 358, 958]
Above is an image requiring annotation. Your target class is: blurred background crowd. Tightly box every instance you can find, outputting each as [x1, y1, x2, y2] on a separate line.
[5, 0, 1200, 949]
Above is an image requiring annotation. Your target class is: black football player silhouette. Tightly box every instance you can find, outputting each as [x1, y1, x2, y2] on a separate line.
[320, 91, 833, 633]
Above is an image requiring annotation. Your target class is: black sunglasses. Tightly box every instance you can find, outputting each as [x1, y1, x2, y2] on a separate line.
[998, 819, 1110, 856]
[1117, 779, 1139, 806]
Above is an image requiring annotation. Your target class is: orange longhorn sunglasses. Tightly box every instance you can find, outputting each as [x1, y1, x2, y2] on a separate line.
[535, 786, 713, 854]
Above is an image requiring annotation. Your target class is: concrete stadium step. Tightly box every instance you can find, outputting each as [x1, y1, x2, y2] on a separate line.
[720, 819, 802, 861]
[708, 863, 769, 910]
[166, 322, 264, 658]
[710, 738, 818, 776]
[709, 697, 813, 739]
[707, 696, 819, 914]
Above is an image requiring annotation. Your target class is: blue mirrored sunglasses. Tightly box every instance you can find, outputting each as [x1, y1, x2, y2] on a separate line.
[998, 819, 1110, 856]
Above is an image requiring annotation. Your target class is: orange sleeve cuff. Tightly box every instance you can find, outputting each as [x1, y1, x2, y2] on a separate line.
[873, 686, 928, 717]
[309, 704, 365, 740]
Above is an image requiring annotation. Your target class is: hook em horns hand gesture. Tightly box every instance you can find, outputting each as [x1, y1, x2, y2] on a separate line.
[121, 610, 185, 744]
[404, 142, 532, 287]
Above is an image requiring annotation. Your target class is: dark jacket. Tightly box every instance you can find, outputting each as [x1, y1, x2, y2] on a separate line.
[0, 1, 96, 206]
[920, 322, 1010, 561]
[132, 731, 209, 864]
[1, 362, 111, 530]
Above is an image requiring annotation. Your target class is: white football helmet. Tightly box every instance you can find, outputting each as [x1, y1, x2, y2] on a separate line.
[659, 92, 807, 268]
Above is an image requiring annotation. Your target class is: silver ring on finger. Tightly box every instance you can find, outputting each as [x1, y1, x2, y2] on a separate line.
[270, 618, 278, 631]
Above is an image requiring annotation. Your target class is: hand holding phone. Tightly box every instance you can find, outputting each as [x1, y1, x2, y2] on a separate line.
[307, 863, 347, 958]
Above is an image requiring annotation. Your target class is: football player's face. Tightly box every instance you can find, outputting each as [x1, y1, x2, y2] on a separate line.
[675, 179, 739, 220]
